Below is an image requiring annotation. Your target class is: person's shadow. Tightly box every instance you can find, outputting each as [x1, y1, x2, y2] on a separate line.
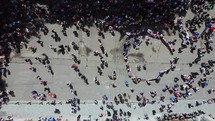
[9, 90, 15, 97]
[0, 77, 8, 91]
[54, 108, 61, 114]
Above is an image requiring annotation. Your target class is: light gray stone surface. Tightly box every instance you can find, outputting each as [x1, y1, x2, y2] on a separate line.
[1, 9, 215, 120]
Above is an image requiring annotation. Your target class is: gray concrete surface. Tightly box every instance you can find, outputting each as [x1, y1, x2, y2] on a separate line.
[1, 9, 215, 120]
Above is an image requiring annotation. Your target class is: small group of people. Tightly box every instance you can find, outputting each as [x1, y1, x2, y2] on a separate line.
[71, 64, 89, 85]
[0, 90, 14, 104]
[161, 110, 205, 120]
[65, 98, 81, 114]
[92, 39, 109, 76]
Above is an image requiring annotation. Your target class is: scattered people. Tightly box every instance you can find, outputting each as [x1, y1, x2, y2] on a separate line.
[0, 0, 215, 120]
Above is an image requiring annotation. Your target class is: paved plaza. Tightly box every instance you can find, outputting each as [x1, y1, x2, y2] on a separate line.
[1, 9, 215, 121]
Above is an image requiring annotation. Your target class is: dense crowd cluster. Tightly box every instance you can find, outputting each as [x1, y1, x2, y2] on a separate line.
[0, 0, 214, 61]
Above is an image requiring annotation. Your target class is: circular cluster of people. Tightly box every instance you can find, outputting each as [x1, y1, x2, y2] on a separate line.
[0, 0, 215, 121]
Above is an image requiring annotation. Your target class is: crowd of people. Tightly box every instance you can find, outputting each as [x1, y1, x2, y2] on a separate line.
[1, 0, 215, 121]
[0, 0, 214, 60]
